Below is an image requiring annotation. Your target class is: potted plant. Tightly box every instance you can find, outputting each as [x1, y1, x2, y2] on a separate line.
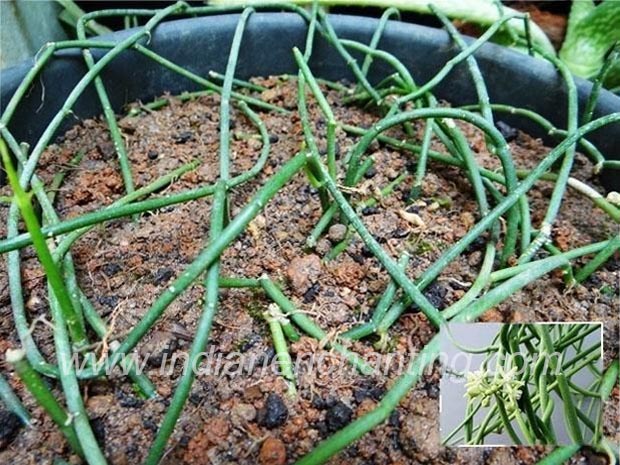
[0, 3, 618, 465]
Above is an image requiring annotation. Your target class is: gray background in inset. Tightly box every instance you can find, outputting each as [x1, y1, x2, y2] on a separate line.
[440, 322, 602, 446]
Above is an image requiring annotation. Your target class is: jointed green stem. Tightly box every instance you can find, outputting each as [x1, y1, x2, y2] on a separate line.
[6, 349, 82, 455]
[1, 140, 87, 347]
[77, 16, 136, 198]
[265, 303, 297, 395]
[145, 10, 254, 462]
[0, 4, 617, 464]
[308, 154, 445, 328]
[80, 152, 309, 379]
[260, 277, 373, 375]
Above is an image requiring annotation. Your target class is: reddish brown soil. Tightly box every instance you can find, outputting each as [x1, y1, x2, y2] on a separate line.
[0, 76, 617, 465]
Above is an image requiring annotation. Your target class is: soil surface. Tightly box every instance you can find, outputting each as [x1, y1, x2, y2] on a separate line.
[0, 76, 618, 465]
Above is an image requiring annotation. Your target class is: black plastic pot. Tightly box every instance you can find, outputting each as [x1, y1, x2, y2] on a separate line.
[1, 12, 619, 190]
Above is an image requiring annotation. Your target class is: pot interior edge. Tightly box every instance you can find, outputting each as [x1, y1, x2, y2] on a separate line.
[1, 12, 619, 190]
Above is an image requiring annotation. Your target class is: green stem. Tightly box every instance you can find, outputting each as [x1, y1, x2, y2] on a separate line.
[0, 371, 31, 425]
[295, 337, 440, 465]
[264, 304, 297, 395]
[1, 140, 87, 346]
[260, 277, 373, 375]
[6, 349, 81, 454]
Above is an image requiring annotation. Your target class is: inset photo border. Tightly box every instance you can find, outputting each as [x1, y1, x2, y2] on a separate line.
[440, 322, 603, 446]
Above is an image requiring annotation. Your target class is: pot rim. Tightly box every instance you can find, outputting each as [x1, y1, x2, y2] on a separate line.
[1, 11, 618, 189]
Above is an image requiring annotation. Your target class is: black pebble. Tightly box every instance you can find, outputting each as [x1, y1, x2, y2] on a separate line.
[363, 165, 377, 179]
[153, 268, 174, 285]
[238, 333, 261, 352]
[303, 283, 321, 303]
[315, 420, 329, 437]
[268, 134, 279, 144]
[361, 206, 378, 216]
[405, 160, 418, 172]
[441, 448, 458, 462]
[423, 282, 448, 310]
[325, 401, 353, 432]
[311, 397, 327, 409]
[388, 410, 400, 427]
[143, 418, 158, 432]
[102, 263, 122, 277]
[425, 381, 440, 399]
[312, 396, 336, 410]
[257, 393, 288, 428]
[0, 410, 23, 449]
[604, 256, 620, 272]
[391, 228, 409, 239]
[348, 252, 365, 265]
[495, 121, 518, 142]
[256, 347, 276, 366]
[90, 417, 106, 444]
[353, 383, 385, 403]
[97, 295, 119, 312]
[189, 392, 202, 405]
[116, 389, 144, 409]
[173, 131, 193, 144]
[147, 149, 159, 160]
[360, 245, 373, 258]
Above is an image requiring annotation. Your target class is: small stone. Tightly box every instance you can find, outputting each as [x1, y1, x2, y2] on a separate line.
[425, 381, 440, 399]
[386, 168, 399, 180]
[353, 382, 385, 403]
[0, 410, 23, 449]
[495, 121, 518, 142]
[173, 131, 193, 144]
[315, 238, 331, 256]
[363, 165, 377, 179]
[257, 393, 288, 428]
[325, 401, 352, 432]
[259, 437, 286, 465]
[423, 282, 448, 310]
[327, 224, 347, 243]
[460, 211, 475, 229]
[147, 149, 159, 160]
[399, 209, 425, 228]
[607, 191, 620, 206]
[465, 235, 487, 254]
[232, 403, 257, 422]
[116, 389, 144, 408]
[139, 331, 177, 367]
[152, 268, 174, 285]
[87, 395, 114, 418]
[361, 206, 378, 216]
[102, 263, 122, 277]
[286, 254, 322, 295]
[268, 134, 279, 144]
[303, 283, 320, 303]
[97, 141, 115, 160]
[243, 385, 263, 401]
[97, 295, 118, 310]
[388, 410, 400, 427]
[25, 294, 43, 311]
[398, 398, 439, 461]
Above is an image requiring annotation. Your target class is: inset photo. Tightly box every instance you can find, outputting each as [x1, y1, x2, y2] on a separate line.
[440, 322, 602, 446]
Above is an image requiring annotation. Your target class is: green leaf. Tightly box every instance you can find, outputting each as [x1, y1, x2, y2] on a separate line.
[560, 0, 620, 80]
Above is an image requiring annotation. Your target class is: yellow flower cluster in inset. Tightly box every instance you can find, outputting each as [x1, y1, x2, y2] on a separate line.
[465, 366, 524, 408]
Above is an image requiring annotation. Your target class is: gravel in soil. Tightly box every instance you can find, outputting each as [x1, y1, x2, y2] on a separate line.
[0, 76, 617, 464]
